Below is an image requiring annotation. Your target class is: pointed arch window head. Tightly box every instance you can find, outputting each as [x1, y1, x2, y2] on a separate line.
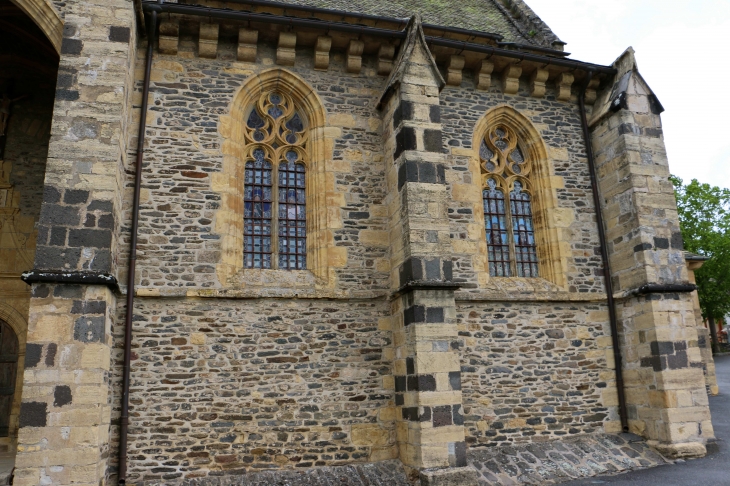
[480, 124, 539, 278]
[243, 91, 307, 270]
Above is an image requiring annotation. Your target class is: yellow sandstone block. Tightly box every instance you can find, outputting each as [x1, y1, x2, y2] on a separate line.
[359, 230, 389, 247]
[328, 247, 348, 267]
[190, 332, 206, 345]
[451, 183, 479, 202]
[379, 406, 397, 422]
[450, 147, 473, 156]
[329, 113, 356, 127]
[351, 424, 390, 447]
[28, 314, 73, 342]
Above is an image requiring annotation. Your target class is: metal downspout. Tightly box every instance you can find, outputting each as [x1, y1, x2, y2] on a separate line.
[578, 71, 630, 432]
[118, 2, 159, 482]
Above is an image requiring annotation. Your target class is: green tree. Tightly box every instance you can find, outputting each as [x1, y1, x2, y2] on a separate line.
[671, 176, 730, 352]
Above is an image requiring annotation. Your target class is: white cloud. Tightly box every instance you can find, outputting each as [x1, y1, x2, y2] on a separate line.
[526, 0, 730, 189]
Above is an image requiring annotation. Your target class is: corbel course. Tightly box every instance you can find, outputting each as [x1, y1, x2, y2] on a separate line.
[530, 68, 549, 98]
[446, 55, 465, 86]
[346, 40, 365, 74]
[585, 77, 600, 104]
[557, 72, 574, 101]
[378, 44, 396, 76]
[502, 65, 522, 95]
[314, 36, 332, 71]
[237, 28, 258, 62]
[277, 32, 297, 66]
[158, 19, 179, 55]
[198, 23, 219, 59]
[475, 60, 494, 91]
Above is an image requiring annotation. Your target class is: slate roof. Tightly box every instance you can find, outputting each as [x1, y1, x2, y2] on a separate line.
[265, 0, 562, 47]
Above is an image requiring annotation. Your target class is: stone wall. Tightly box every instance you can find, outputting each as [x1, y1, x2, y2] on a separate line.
[123, 43, 389, 294]
[457, 301, 618, 446]
[124, 35, 607, 299]
[110, 22, 625, 482]
[441, 78, 605, 294]
[115, 297, 396, 483]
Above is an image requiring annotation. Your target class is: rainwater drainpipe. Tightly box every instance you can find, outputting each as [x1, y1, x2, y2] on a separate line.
[578, 70, 630, 433]
[118, 1, 160, 482]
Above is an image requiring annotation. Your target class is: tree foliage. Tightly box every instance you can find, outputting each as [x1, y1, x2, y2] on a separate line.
[671, 175, 730, 320]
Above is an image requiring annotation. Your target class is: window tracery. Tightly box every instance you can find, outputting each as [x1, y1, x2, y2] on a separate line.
[480, 125, 539, 277]
[243, 91, 307, 270]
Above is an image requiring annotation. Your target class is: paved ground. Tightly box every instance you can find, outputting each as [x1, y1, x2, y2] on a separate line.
[561, 354, 730, 486]
[0, 444, 12, 485]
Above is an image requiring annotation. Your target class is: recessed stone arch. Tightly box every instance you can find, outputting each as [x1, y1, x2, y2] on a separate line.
[469, 105, 569, 288]
[0, 303, 27, 350]
[0, 302, 27, 441]
[9, 0, 63, 54]
[217, 68, 344, 288]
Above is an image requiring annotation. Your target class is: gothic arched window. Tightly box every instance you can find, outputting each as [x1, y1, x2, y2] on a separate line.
[480, 125, 539, 277]
[243, 92, 307, 270]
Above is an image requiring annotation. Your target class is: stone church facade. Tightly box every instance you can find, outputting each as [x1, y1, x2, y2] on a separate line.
[0, 0, 720, 484]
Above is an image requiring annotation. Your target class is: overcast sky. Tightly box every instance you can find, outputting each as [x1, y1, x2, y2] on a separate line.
[526, 0, 730, 189]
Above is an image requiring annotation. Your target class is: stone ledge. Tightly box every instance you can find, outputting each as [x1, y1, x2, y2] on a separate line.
[20, 270, 118, 290]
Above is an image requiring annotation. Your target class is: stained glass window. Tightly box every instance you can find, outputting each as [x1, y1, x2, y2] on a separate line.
[243, 91, 307, 270]
[480, 124, 539, 277]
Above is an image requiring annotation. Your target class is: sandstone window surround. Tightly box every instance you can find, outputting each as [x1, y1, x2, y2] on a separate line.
[217, 69, 345, 289]
[470, 106, 569, 288]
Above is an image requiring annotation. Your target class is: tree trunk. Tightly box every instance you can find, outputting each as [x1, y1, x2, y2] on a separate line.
[709, 316, 721, 354]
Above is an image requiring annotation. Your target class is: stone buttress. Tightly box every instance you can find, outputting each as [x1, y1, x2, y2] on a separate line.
[379, 17, 478, 484]
[14, 0, 138, 484]
[590, 48, 713, 458]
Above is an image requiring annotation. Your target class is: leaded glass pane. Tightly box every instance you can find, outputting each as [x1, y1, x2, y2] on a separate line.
[510, 181, 539, 277]
[286, 113, 304, 133]
[278, 161, 306, 270]
[244, 157, 273, 269]
[483, 179, 511, 277]
[480, 140, 494, 162]
[247, 109, 264, 129]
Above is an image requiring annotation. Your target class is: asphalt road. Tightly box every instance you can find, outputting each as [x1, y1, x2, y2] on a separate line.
[561, 354, 730, 486]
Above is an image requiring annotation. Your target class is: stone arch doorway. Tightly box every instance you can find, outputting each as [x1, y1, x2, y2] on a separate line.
[0, 321, 18, 438]
[7, 0, 62, 53]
